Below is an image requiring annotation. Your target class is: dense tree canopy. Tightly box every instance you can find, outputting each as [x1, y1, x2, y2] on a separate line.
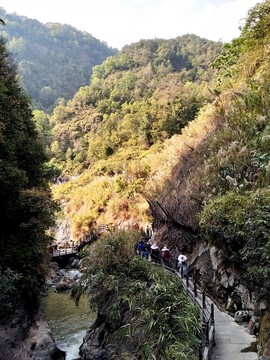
[0, 7, 117, 112]
[49, 35, 222, 174]
[0, 36, 56, 318]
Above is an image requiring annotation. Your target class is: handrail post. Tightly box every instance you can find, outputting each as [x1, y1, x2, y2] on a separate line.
[180, 265, 184, 278]
[194, 282, 197, 297]
[205, 321, 209, 343]
[211, 303, 214, 324]
[202, 291, 206, 309]
[199, 341, 203, 360]
[186, 273, 189, 288]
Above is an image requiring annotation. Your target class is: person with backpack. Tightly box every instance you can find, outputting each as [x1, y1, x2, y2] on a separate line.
[137, 238, 145, 257]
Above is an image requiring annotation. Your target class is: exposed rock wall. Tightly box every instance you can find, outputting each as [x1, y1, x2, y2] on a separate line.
[0, 311, 65, 360]
[186, 242, 255, 312]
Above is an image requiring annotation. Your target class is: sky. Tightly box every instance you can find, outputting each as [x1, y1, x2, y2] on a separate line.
[0, 0, 264, 49]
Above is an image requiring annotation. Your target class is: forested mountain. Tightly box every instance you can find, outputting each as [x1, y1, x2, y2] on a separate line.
[0, 8, 117, 112]
[47, 34, 222, 240]
[2, 0, 270, 357]
[145, 2, 270, 357]
[49, 1, 270, 356]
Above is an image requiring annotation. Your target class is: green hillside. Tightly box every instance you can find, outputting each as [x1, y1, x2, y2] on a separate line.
[153, 0, 270, 293]
[48, 34, 222, 240]
[2, 0, 270, 357]
[58, 1, 270, 356]
[0, 7, 117, 112]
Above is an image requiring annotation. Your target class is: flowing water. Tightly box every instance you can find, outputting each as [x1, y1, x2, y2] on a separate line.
[42, 269, 95, 360]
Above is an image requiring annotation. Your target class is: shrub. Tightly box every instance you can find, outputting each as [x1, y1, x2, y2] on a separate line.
[73, 231, 200, 359]
[200, 188, 270, 290]
[0, 268, 22, 318]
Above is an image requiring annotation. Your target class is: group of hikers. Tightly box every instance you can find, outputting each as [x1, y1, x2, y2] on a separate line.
[135, 235, 188, 275]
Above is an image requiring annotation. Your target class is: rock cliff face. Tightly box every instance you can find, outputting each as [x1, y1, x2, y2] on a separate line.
[186, 241, 255, 312]
[0, 311, 65, 360]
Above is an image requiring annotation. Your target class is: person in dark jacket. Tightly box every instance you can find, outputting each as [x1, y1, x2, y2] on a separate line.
[161, 246, 170, 264]
[150, 243, 161, 263]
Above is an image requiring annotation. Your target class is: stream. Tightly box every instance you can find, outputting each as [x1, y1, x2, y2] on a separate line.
[42, 269, 95, 360]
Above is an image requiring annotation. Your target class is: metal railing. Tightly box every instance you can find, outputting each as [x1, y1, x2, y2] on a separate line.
[162, 262, 215, 360]
[51, 246, 78, 258]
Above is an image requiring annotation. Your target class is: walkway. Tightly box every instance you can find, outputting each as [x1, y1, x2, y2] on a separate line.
[165, 263, 258, 359]
[212, 302, 257, 360]
[51, 247, 77, 258]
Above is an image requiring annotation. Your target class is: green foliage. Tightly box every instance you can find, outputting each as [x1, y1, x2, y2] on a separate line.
[241, 0, 270, 44]
[45, 34, 222, 237]
[200, 189, 270, 290]
[212, 1, 270, 88]
[211, 38, 243, 85]
[49, 35, 221, 174]
[0, 268, 22, 317]
[0, 36, 56, 317]
[73, 231, 200, 359]
[0, 7, 117, 112]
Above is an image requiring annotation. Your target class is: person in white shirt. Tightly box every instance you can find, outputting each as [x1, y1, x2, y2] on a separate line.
[177, 254, 187, 275]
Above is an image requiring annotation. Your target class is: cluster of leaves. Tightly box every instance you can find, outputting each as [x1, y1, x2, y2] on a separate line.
[73, 231, 200, 360]
[0, 268, 22, 317]
[0, 7, 117, 112]
[200, 189, 270, 289]
[0, 36, 56, 318]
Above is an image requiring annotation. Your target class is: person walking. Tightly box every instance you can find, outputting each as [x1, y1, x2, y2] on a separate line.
[177, 253, 187, 276]
[142, 241, 150, 260]
[161, 246, 170, 264]
[150, 243, 161, 263]
[138, 238, 145, 257]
